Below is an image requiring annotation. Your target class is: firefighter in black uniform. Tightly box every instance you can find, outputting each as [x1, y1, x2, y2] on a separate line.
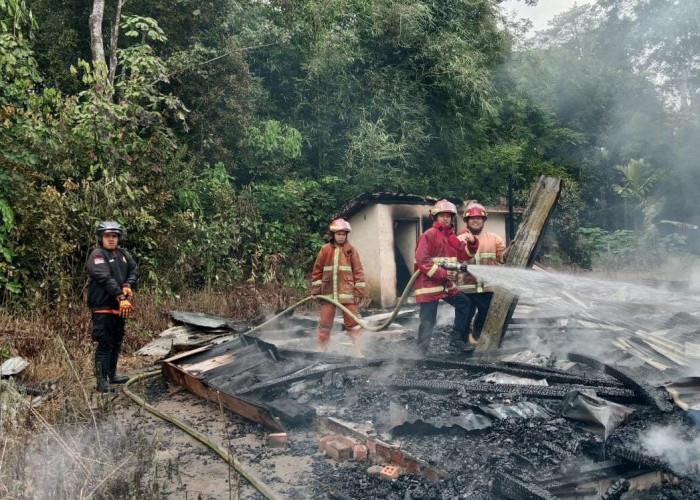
[87, 221, 138, 392]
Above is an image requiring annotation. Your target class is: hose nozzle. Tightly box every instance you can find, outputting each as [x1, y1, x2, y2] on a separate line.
[439, 261, 468, 272]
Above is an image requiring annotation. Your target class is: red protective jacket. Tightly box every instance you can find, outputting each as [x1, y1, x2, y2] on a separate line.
[457, 230, 506, 293]
[310, 241, 365, 304]
[413, 221, 478, 303]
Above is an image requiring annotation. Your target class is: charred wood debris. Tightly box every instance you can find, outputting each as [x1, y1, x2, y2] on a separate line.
[138, 292, 700, 500]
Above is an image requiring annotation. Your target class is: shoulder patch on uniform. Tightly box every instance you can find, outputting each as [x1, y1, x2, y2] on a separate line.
[93, 257, 105, 265]
[122, 256, 127, 263]
[346, 249, 353, 255]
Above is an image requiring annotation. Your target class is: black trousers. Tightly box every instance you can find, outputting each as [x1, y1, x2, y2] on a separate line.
[92, 313, 125, 376]
[464, 292, 494, 340]
[417, 293, 471, 354]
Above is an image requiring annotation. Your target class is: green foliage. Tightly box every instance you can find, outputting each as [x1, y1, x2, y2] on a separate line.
[245, 120, 302, 181]
[578, 226, 688, 269]
[3, 0, 700, 311]
[243, 0, 512, 195]
[612, 159, 662, 202]
[579, 227, 639, 266]
[121, 15, 168, 42]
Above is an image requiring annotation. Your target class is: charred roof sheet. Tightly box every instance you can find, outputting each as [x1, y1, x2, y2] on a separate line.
[336, 192, 461, 219]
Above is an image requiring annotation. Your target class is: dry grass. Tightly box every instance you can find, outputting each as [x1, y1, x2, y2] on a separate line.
[0, 283, 309, 499]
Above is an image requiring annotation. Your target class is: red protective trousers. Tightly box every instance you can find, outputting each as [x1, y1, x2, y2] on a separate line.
[317, 302, 362, 342]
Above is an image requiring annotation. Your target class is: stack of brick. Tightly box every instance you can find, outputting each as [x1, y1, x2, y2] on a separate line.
[319, 435, 369, 462]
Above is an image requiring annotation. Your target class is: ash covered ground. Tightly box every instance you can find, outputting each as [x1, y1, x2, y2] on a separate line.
[239, 325, 700, 499]
[145, 279, 700, 500]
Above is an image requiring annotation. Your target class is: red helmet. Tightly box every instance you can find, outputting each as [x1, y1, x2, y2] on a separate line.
[429, 199, 457, 217]
[329, 218, 351, 233]
[463, 203, 487, 220]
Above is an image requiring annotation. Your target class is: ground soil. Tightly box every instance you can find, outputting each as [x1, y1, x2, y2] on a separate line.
[115, 372, 321, 499]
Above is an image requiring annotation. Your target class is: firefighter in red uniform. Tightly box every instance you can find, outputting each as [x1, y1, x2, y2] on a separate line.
[310, 218, 366, 357]
[413, 200, 478, 354]
[457, 203, 507, 344]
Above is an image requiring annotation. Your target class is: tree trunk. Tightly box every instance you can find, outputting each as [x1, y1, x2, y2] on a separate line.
[476, 176, 563, 351]
[108, 0, 125, 88]
[89, 0, 106, 67]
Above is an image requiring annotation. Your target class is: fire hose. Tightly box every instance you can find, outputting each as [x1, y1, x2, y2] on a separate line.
[123, 371, 282, 500]
[244, 261, 468, 336]
[122, 262, 468, 498]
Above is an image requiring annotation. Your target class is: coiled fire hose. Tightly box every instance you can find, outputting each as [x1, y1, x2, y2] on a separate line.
[123, 266, 460, 498]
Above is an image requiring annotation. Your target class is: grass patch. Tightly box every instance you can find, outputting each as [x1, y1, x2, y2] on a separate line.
[0, 284, 309, 498]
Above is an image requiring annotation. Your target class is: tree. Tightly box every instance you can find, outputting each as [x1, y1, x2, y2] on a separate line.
[88, 0, 126, 93]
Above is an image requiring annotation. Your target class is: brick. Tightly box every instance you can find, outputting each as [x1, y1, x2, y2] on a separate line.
[375, 441, 399, 462]
[319, 435, 356, 461]
[366, 465, 384, 476]
[353, 444, 368, 461]
[365, 440, 377, 454]
[380, 465, 401, 480]
[266, 433, 287, 448]
[324, 439, 352, 461]
[318, 435, 335, 453]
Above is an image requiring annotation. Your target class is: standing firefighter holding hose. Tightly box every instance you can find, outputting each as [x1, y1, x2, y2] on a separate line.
[310, 218, 366, 358]
[414, 199, 478, 354]
[87, 221, 138, 393]
[457, 203, 508, 344]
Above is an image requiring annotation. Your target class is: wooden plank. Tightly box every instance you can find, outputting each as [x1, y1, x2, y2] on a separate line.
[179, 351, 239, 375]
[477, 176, 562, 351]
[162, 344, 213, 364]
[161, 362, 284, 431]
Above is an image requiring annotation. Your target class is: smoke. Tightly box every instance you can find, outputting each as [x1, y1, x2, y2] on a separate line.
[640, 425, 700, 480]
[466, 264, 700, 372]
[3, 420, 159, 498]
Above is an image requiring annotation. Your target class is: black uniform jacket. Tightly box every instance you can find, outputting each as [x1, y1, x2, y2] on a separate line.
[87, 247, 138, 310]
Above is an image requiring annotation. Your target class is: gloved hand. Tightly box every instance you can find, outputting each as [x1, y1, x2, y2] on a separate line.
[446, 270, 458, 282]
[354, 296, 363, 305]
[122, 285, 133, 300]
[118, 295, 134, 318]
[457, 231, 476, 244]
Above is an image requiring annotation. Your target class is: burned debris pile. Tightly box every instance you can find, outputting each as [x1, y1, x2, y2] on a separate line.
[146, 302, 700, 499]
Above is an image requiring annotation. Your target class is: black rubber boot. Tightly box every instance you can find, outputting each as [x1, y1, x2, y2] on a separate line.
[108, 346, 128, 384]
[447, 326, 464, 347]
[449, 336, 467, 349]
[95, 355, 115, 393]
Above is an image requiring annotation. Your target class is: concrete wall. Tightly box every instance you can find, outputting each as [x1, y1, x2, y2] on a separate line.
[347, 205, 383, 307]
[375, 204, 397, 307]
[349, 203, 426, 307]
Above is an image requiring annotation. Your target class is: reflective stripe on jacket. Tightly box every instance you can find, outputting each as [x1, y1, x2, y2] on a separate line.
[310, 242, 365, 304]
[457, 230, 505, 293]
[413, 221, 478, 304]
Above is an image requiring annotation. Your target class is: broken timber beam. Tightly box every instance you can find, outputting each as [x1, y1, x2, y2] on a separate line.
[494, 471, 560, 500]
[477, 176, 563, 351]
[161, 358, 284, 431]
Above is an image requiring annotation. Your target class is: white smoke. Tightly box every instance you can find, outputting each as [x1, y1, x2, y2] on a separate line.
[640, 425, 700, 480]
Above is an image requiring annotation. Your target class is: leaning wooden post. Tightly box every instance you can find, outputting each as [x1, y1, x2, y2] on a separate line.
[476, 176, 563, 351]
